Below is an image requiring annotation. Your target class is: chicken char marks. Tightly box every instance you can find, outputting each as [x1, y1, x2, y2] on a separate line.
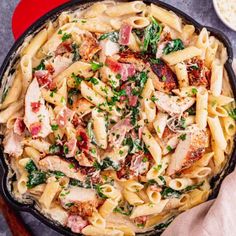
[150, 59, 178, 93]
[119, 51, 178, 93]
[167, 129, 208, 176]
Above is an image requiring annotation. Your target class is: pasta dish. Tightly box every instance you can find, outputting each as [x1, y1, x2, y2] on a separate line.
[0, 1, 235, 235]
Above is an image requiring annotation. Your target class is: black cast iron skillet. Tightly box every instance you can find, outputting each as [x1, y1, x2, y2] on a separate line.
[0, 0, 235, 235]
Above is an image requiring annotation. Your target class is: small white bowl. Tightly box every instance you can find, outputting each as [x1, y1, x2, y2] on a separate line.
[213, 0, 236, 32]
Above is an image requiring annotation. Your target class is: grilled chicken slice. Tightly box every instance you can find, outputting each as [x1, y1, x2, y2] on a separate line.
[79, 34, 101, 61]
[24, 78, 52, 138]
[3, 130, 23, 157]
[154, 91, 195, 115]
[150, 60, 178, 93]
[118, 51, 146, 71]
[167, 129, 208, 175]
[100, 39, 119, 57]
[39, 155, 85, 181]
[60, 186, 99, 217]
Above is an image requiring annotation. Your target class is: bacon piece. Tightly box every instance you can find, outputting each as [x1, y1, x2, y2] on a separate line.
[119, 24, 132, 45]
[55, 41, 72, 56]
[108, 117, 133, 148]
[56, 107, 75, 127]
[65, 138, 77, 158]
[134, 216, 148, 226]
[34, 70, 53, 89]
[45, 63, 55, 74]
[120, 63, 136, 81]
[105, 57, 136, 81]
[120, 83, 138, 107]
[13, 118, 25, 135]
[30, 101, 41, 113]
[67, 215, 88, 233]
[76, 127, 89, 151]
[29, 122, 42, 136]
[105, 57, 122, 73]
[150, 60, 178, 93]
[130, 152, 149, 176]
[79, 35, 101, 61]
[167, 129, 208, 175]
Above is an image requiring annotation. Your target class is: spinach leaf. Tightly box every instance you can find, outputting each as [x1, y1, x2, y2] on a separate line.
[94, 184, 108, 199]
[98, 32, 119, 43]
[182, 181, 204, 193]
[113, 204, 133, 216]
[154, 217, 175, 231]
[163, 39, 184, 55]
[142, 17, 162, 54]
[33, 59, 45, 72]
[71, 43, 80, 62]
[25, 160, 37, 173]
[228, 108, 236, 120]
[93, 157, 120, 171]
[27, 171, 46, 189]
[161, 187, 181, 198]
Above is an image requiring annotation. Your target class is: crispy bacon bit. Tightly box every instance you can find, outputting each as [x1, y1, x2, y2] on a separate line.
[79, 35, 101, 61]
[69, 201, 99, 218]
[30, 101, 41, 113]
[187, 58, 210, 88]
[134, 216, 147, 225]
[34, 70, 53, 89]
[120, 83, 138, 107]
[108, 117, 133, 148]
[45, 63, 55, 74]
[29, 122, 42, 136]
[55, 41, 72, 56]
[67, 215, 88, 233]
[150, 60, 178, 93]
[56, 107, 75, 127]
[105, 57, 136, 81]
[65, 138, 77, 158]
[76, 128, 89, 150]
[13, 118, 25, 135]
[130, 152, 149, 176]
[116, 155, 132, 179]
[120, 63, 136, 81]
[119, 24, 132, 45]
[105, 57, 122, 72]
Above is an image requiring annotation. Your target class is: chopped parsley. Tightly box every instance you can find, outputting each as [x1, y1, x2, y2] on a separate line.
[151, 96, 158, 102]
[51, 124, 59, 131]
[161, 75, 167, 81]
[192, 88, 198, 95]
[33, 59, 45, 71]
[90, 77, 99, 85]
[61, 32, 72, 42]
[166, 145, 173, 152]
[71, 73, 82, 86]
[179, 133, 187, 141]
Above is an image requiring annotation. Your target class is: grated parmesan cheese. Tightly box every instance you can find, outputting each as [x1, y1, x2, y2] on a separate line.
[215, 0, 236, 30]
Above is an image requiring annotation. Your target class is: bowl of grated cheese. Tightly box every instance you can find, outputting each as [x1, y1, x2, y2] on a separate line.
[213, 0, 236, 31]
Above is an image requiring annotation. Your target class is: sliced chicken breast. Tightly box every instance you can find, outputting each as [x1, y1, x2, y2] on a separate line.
[154, 91, 195, 115]
[39, 155, 85, 181]
[167, 129, 208, 175]
[24, 78, 52, 138]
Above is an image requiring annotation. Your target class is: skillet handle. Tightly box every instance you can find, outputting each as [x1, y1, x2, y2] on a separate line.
[0, 196, 31, 236]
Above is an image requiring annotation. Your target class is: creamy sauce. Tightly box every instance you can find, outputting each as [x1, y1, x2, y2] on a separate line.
[215, 0, 236, 30]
